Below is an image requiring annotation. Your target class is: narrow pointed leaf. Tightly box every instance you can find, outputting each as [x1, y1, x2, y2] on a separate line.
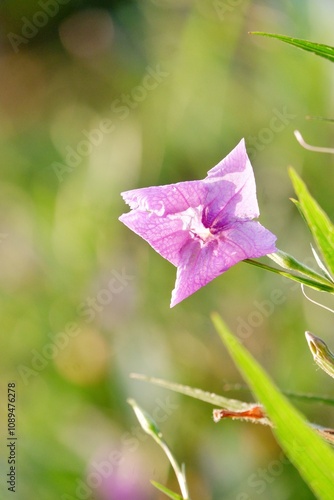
[284, 391, 334, 406]
[131, 374, 334, 444]
[311, 245, 334, 283]
[128, 398, 162, 438]
[212, 313, 334, 499]
[151, 481, 183, 500]
[289, 168, 334, 278]
[250, 32, 334, 63]
[131, 373, 334, 408]
[130, 373, 255, 411]
[306, 116, 334, 123]
[226, 384, 334, 406]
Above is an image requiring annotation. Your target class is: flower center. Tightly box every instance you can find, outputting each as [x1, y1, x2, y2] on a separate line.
[174, 206, 214, 243]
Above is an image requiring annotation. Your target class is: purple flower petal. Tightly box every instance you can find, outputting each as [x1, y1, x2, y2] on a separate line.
[203, 139, 259, 227]
[119, 139, 277, 307]
[121, 180, 205, 216]
[171, 220, 276, 307]
[119, 210, 189, 266]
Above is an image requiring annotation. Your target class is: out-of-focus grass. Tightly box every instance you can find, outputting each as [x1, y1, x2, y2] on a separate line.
[0, 1, 333, 498]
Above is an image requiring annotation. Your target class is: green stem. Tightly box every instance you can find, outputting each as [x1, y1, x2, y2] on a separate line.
[244, 259, 334, 293]
[128, 399, 190, 500]
[159, 442, 189, 500]
[268, 250, 334, 285]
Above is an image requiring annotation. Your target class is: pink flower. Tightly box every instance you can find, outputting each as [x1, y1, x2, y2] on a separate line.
[119, 139, 276, 307]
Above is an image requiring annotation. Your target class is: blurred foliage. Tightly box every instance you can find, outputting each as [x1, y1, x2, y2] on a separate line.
[0, 0, 333, 499]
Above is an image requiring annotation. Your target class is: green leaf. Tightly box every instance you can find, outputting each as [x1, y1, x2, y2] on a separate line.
[306, 116, 334, 123]
[151, 481, 183, 500]
[212, 313, 334, 499]
[130, 373, 257, 411]
[310, 245, 334, 283]
[289, 168, 334, 278]
[131, 374, 334, 444]
[128, 398, 162, 438]
[284, 391, 334, 407]
[131, 373, 334, 407]
[250, 32, 334, 63]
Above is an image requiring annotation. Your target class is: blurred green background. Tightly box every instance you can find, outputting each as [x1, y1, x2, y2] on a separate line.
[0, 1, 334, 498]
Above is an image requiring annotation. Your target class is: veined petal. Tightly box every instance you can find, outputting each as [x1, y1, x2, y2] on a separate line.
[221, 220, 277, 259]
[119, 210, 190, 266]
[119, 139, 278, 307]
[121, 180, 206, 217]
[170, 221, 276, 307]
[204, 139, 259, 223]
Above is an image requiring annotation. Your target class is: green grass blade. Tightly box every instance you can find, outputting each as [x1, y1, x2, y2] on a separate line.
[283, 391, 334, 406]
[226, 384, 334, 406]
[212, 313, 334, 499]
[151, 481, 183, 500]
[310, 245, 334, 283]
[130, 373, 256, 411]
[131, 373, 334, 408]
[250, 32, 334, 63]
[131, 375, 334, 444]
[289, 168, 334, 278]
[306, 116, 334, 123]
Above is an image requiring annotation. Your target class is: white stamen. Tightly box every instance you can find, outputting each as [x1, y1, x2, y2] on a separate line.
[170, 205, 214, 243]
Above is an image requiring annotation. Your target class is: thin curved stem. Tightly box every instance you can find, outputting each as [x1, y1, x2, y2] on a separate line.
[294, 130, 334, 153]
